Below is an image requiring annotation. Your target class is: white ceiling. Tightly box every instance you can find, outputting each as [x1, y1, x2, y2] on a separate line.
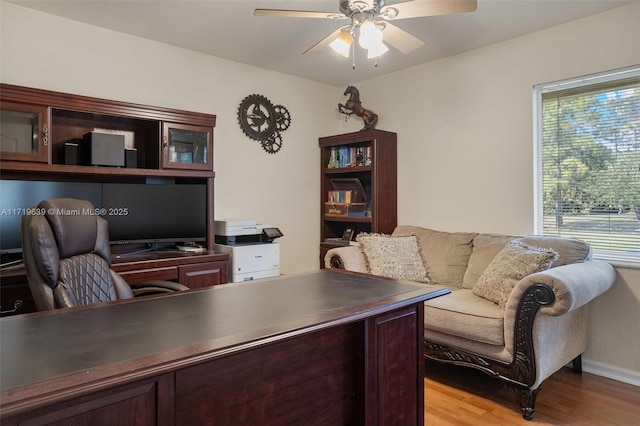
[7, 0, 634, 87]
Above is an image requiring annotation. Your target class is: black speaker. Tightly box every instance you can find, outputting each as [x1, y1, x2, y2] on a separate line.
[83, 132, 125, 167]
[64, 142, 79, 165]
[125, 148, 137, 168]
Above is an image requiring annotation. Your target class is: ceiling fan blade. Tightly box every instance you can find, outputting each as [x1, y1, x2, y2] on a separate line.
[381, 0, 477, 20]
[382, 22, 425, 54]
[303, 27, 346, 55]
[254, 9, 346, 19]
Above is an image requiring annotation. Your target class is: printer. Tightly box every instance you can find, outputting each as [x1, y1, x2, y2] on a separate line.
[213, 220, 283, 283]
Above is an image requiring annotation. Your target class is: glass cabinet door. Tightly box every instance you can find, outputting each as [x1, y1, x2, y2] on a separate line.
[161, 122, 212, 171]
[0, 102, 50, 163]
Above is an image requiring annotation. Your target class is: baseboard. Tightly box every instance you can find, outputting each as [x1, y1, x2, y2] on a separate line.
[582, 359, 640, 387]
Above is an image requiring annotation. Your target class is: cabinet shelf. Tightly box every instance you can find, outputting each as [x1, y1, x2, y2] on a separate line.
[323, 165, 372, 174]
[323, 215, 372, 223]
[0, 160, 214, 181]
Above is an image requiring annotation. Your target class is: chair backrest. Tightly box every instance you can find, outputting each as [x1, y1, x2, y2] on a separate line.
[21, 198, 134, 311]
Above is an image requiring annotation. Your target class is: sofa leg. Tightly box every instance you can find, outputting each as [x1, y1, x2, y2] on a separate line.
[514, 385, 540, 420]
[572, 354, 583, 374]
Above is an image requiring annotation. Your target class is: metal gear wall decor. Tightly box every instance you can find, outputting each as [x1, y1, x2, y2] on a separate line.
[237, 94, 291, 154]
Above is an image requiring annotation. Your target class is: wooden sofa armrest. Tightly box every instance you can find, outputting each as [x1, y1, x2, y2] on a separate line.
[324, 246, 368, 272]
[426, 260, 616, 420]
[506, 260, 616, 316]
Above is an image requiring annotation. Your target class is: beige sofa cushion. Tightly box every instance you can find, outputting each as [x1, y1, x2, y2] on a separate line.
[462, 234, 592, 289]
[356, 233, 430, 282]
[462, 234, 515, 289]
[425, 289, 505, 346]
[520, 235, 591, 266]
[473, 240, 558, 309]
[393, 226, 475, 288]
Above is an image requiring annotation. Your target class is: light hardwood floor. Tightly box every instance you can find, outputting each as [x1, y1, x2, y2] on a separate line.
[424, 361, 640, 425]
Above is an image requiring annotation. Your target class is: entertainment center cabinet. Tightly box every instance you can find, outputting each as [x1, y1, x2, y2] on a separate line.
[0, 84, 228, 316]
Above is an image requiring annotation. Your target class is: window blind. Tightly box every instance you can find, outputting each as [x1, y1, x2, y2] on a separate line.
[535, 67, 640, 266]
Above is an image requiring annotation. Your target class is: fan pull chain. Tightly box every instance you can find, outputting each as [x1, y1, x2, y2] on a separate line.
[352, 45, 356, 70]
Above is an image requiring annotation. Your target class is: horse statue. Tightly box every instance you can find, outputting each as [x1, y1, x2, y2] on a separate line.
[338, 86, 378, 131]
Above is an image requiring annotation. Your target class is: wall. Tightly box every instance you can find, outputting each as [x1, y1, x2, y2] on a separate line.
[350, 3, 640, 384]
[0, 0, 336, 275]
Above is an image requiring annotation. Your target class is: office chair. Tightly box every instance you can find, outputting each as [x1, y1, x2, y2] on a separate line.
[21, 198, 188, 311]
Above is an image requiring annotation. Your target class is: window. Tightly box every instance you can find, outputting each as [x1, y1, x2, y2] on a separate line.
[534, 66, 640, 267]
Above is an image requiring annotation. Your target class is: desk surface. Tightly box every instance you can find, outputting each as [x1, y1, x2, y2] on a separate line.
[0, 269, 448, 410]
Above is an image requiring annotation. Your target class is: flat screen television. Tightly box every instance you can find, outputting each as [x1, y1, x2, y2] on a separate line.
[0, 180, 102, 267]
[101, 183, 206, 247]
[0, 181, 206, 267]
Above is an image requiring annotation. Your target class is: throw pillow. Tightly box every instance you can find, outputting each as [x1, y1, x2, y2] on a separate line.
[473, 239, 558, 309]
[356, 233, 430, 282]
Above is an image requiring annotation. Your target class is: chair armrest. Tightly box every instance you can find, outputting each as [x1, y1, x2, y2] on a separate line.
[129, 281, 190, 297]
[324, 246, 368, 273]
[506, 260, 616, 316]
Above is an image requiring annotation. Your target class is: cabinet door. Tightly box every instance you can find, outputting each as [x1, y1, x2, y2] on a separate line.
[2, 374, 174, 426]
[364, 305, 423, 425]
[161, 122, 212, 171]
[0, 101, 49, 163]
[178, 261, 227, 289]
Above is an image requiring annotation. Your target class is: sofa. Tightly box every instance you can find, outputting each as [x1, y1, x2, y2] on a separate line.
[324, 225, 616, 420]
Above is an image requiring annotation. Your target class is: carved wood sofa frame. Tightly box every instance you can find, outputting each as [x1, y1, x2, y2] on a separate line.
[423, 283, 580, 420]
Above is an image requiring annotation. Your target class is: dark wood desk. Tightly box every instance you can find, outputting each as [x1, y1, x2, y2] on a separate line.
[0, 270, 449, 425]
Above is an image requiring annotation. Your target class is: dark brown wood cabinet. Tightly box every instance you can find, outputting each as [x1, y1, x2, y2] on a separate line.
[0, 84, 217, 248]
[161, 122, 213, 171]
[0, 84, 228, 315]
[112, 252, 228, 289]
[1, 84, 217, 174]
[177, 261, 227, 288]
[0, 100, 50, 163]
[0, 272, 36, 316]
[319, 129, 397, 267]
[0, 374, 175, 426]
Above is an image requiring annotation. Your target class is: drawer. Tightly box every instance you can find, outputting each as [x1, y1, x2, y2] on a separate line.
[178, 261, 227, 289]
[0, 283, 37, 316]
[118, 266, 178, 284]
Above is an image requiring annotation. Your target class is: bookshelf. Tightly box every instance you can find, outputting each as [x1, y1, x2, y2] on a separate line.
[319, 129, 397, 268]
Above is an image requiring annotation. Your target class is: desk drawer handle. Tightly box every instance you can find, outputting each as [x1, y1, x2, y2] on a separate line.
[0, 300, 23, 314]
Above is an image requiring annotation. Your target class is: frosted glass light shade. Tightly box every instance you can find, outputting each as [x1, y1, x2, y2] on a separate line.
[367, 42, 389, 58]
[329, 31, 354, 57]
[358, 20, 383, 49]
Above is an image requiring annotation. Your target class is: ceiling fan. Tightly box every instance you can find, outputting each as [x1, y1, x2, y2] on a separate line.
[255, 0, 477, 61]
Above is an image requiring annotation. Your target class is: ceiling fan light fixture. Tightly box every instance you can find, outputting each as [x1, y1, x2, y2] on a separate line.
[367, 41, 389, 59]
[329, 30, 354, 58]
[358, 19, 383, 49]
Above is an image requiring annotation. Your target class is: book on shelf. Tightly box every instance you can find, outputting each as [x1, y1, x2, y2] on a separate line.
[327, 145, 371, 168]
[327, 190, 354, 203]
[329, 178, 366, 203]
